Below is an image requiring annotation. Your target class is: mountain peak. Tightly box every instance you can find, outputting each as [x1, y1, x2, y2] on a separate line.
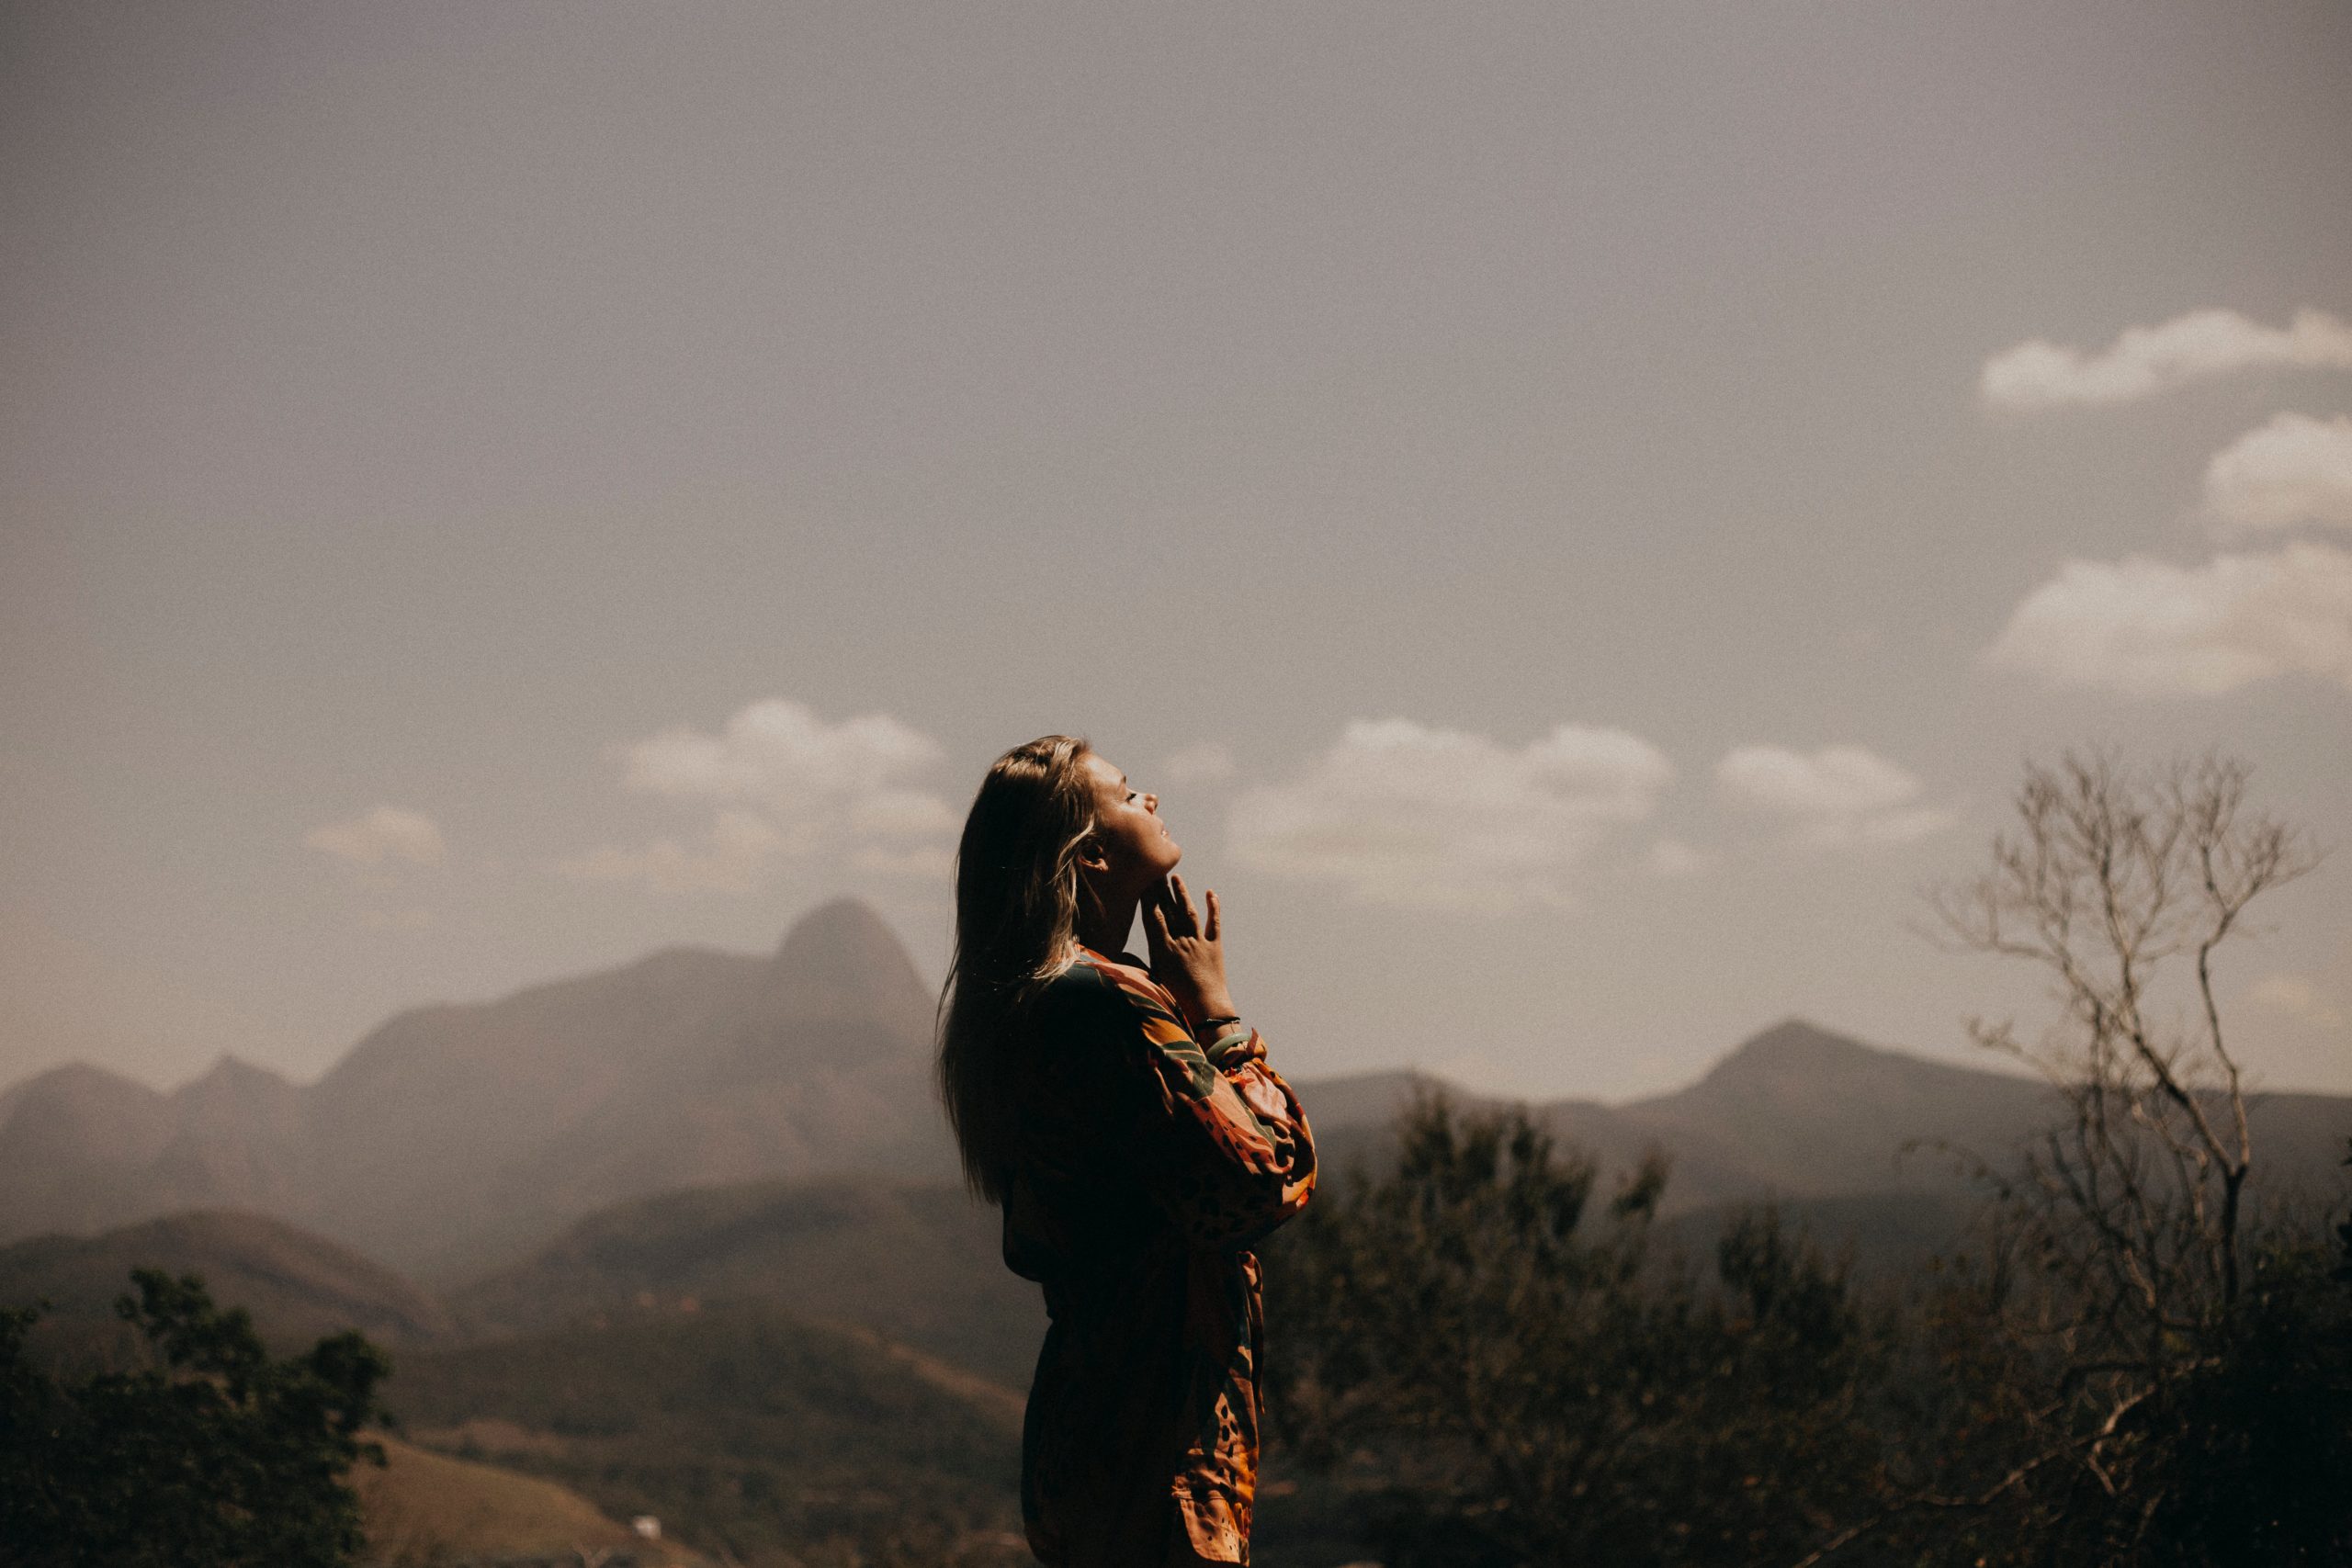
[181, 1054, 297, 1095]
[0, 1062, 177, 1178]
[762, 899, 933, 1040]
[0, 1060, 165, 1118]
[1689, 1019, 1901, 1095]
[774, 896, 904, 962]
[172, 1054, 305, 1128]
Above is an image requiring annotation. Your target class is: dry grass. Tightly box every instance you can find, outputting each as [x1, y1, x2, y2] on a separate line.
[356, 1431, 703, 1566]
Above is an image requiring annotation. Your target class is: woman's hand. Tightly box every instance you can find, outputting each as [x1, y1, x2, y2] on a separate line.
[1145, 873, 1237, 1032]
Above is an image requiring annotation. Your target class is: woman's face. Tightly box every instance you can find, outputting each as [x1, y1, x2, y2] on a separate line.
[1080, 751, 1181, 896]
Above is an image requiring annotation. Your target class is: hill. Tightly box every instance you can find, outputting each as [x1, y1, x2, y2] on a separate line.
[1599, 1019, 2052, 1206]
[450, 1175, 1044, 1389]
[0, 1208, 457, 1360]
[356, 1432, 707, 1567]
[385, 1299, 1028, 1567]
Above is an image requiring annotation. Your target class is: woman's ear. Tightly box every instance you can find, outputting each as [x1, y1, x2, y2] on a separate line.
[1074, 836, 1110, 876]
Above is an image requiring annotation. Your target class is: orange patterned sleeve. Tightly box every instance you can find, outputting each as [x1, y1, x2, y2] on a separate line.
[1078, 955, 1317, 1248]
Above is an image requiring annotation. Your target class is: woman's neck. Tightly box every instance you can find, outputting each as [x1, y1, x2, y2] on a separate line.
[1073, 892, 1138, 957]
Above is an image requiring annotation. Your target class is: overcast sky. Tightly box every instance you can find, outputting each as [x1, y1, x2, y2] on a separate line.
[5, 0, 2347, 1104]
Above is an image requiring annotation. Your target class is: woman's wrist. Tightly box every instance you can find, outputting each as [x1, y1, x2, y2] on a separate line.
[1191, 991, 1238, 1027]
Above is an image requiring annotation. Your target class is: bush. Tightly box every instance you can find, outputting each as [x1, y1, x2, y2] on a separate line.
[0, 1268, 390, 1568]
[1265, 1095, 1893, 1567]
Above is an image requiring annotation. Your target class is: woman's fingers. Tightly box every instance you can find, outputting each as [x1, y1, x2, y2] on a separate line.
[1169, 873, 1200, 934]
[1204, 888, 1220, 943]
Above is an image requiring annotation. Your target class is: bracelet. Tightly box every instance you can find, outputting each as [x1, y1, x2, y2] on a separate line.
[1200, 1013, 1243, 1032]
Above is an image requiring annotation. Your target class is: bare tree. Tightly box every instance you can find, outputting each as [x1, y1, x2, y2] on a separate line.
[1917, 750, 2319, 1548]
[1931, 752, 2313, 1323]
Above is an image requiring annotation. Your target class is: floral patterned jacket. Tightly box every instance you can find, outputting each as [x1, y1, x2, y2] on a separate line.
[1001, 944, 1317, 1566]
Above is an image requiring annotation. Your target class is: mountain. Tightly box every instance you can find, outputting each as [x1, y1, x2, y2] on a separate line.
[148, 1055, 319, 1215]
[1601, 1019, 2052, 1206]
[8, 909, 2346, 1293]
[1301, 1020, 2352, 1223]
[0, 1208, 458, 1358]
[0, 1064, 177, 1238]
[0, 899, 956, 1276]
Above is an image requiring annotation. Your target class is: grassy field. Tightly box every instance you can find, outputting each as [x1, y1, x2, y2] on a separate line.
[356, 1432, 709, 1567]
[383, 1298, 1029, 1568]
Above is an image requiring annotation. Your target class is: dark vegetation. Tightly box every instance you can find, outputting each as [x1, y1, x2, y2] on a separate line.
[1264, 754, 2352, 1567]
[0, 1269, 389, 1568]
[1264, 1099, 1893, 1565]
[1263, 1098, 2352, 1567]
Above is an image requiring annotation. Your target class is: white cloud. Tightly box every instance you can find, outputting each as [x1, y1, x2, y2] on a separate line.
[558, 809, 789, 895]
[1985, 543, 2352, 696]
[304, 806, 446, 867]
[1714, 745, 1955, 845]
[1228, 719, 1674, 912]
[1980, 308, 2352, 412]
[2203, 412, 2352, 535]
[1159, 741, 1238, 788]
[846, 788, 961, 841]
[623, 699, 944, 815]
[563, 699, 956, 893]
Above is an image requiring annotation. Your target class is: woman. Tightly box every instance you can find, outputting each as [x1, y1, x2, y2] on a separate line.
[938, 735, 1317, 1568]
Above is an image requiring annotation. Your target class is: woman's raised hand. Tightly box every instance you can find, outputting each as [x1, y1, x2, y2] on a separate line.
[1145, 873, 1237, 1032]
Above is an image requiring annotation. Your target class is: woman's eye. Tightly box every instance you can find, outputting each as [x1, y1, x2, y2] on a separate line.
[1125, 792, 1140, 804]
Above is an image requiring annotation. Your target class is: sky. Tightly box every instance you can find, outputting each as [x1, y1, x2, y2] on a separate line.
[4, 0, 2348, 1105]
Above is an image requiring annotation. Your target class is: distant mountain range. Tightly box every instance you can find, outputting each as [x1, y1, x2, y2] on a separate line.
[0, 899, 955, 1276]
[4, 899, 2346, 1292]
[1299, 1018, 2352, 1224]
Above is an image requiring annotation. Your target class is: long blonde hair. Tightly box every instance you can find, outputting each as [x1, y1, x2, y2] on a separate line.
[937, 734, 1099, 1204]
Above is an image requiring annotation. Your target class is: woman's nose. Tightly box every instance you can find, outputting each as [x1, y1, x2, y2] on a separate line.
[1145, 793, 1159, 813]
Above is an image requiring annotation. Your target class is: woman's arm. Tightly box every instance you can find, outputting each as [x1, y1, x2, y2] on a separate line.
[1077, 953, 1317, 1249]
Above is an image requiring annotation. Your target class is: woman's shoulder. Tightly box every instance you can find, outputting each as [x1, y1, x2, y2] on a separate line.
[1036, 946, 1182, 1026]
[1068, 945, 1180, 1010]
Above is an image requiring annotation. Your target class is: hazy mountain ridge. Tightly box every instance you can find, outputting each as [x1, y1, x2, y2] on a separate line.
[1295, 1021, 2030, 1213]
[0, 900, 955, 1274]
[1300, 1019, 2351, 1221]
[6, 905, 2346, 1291]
